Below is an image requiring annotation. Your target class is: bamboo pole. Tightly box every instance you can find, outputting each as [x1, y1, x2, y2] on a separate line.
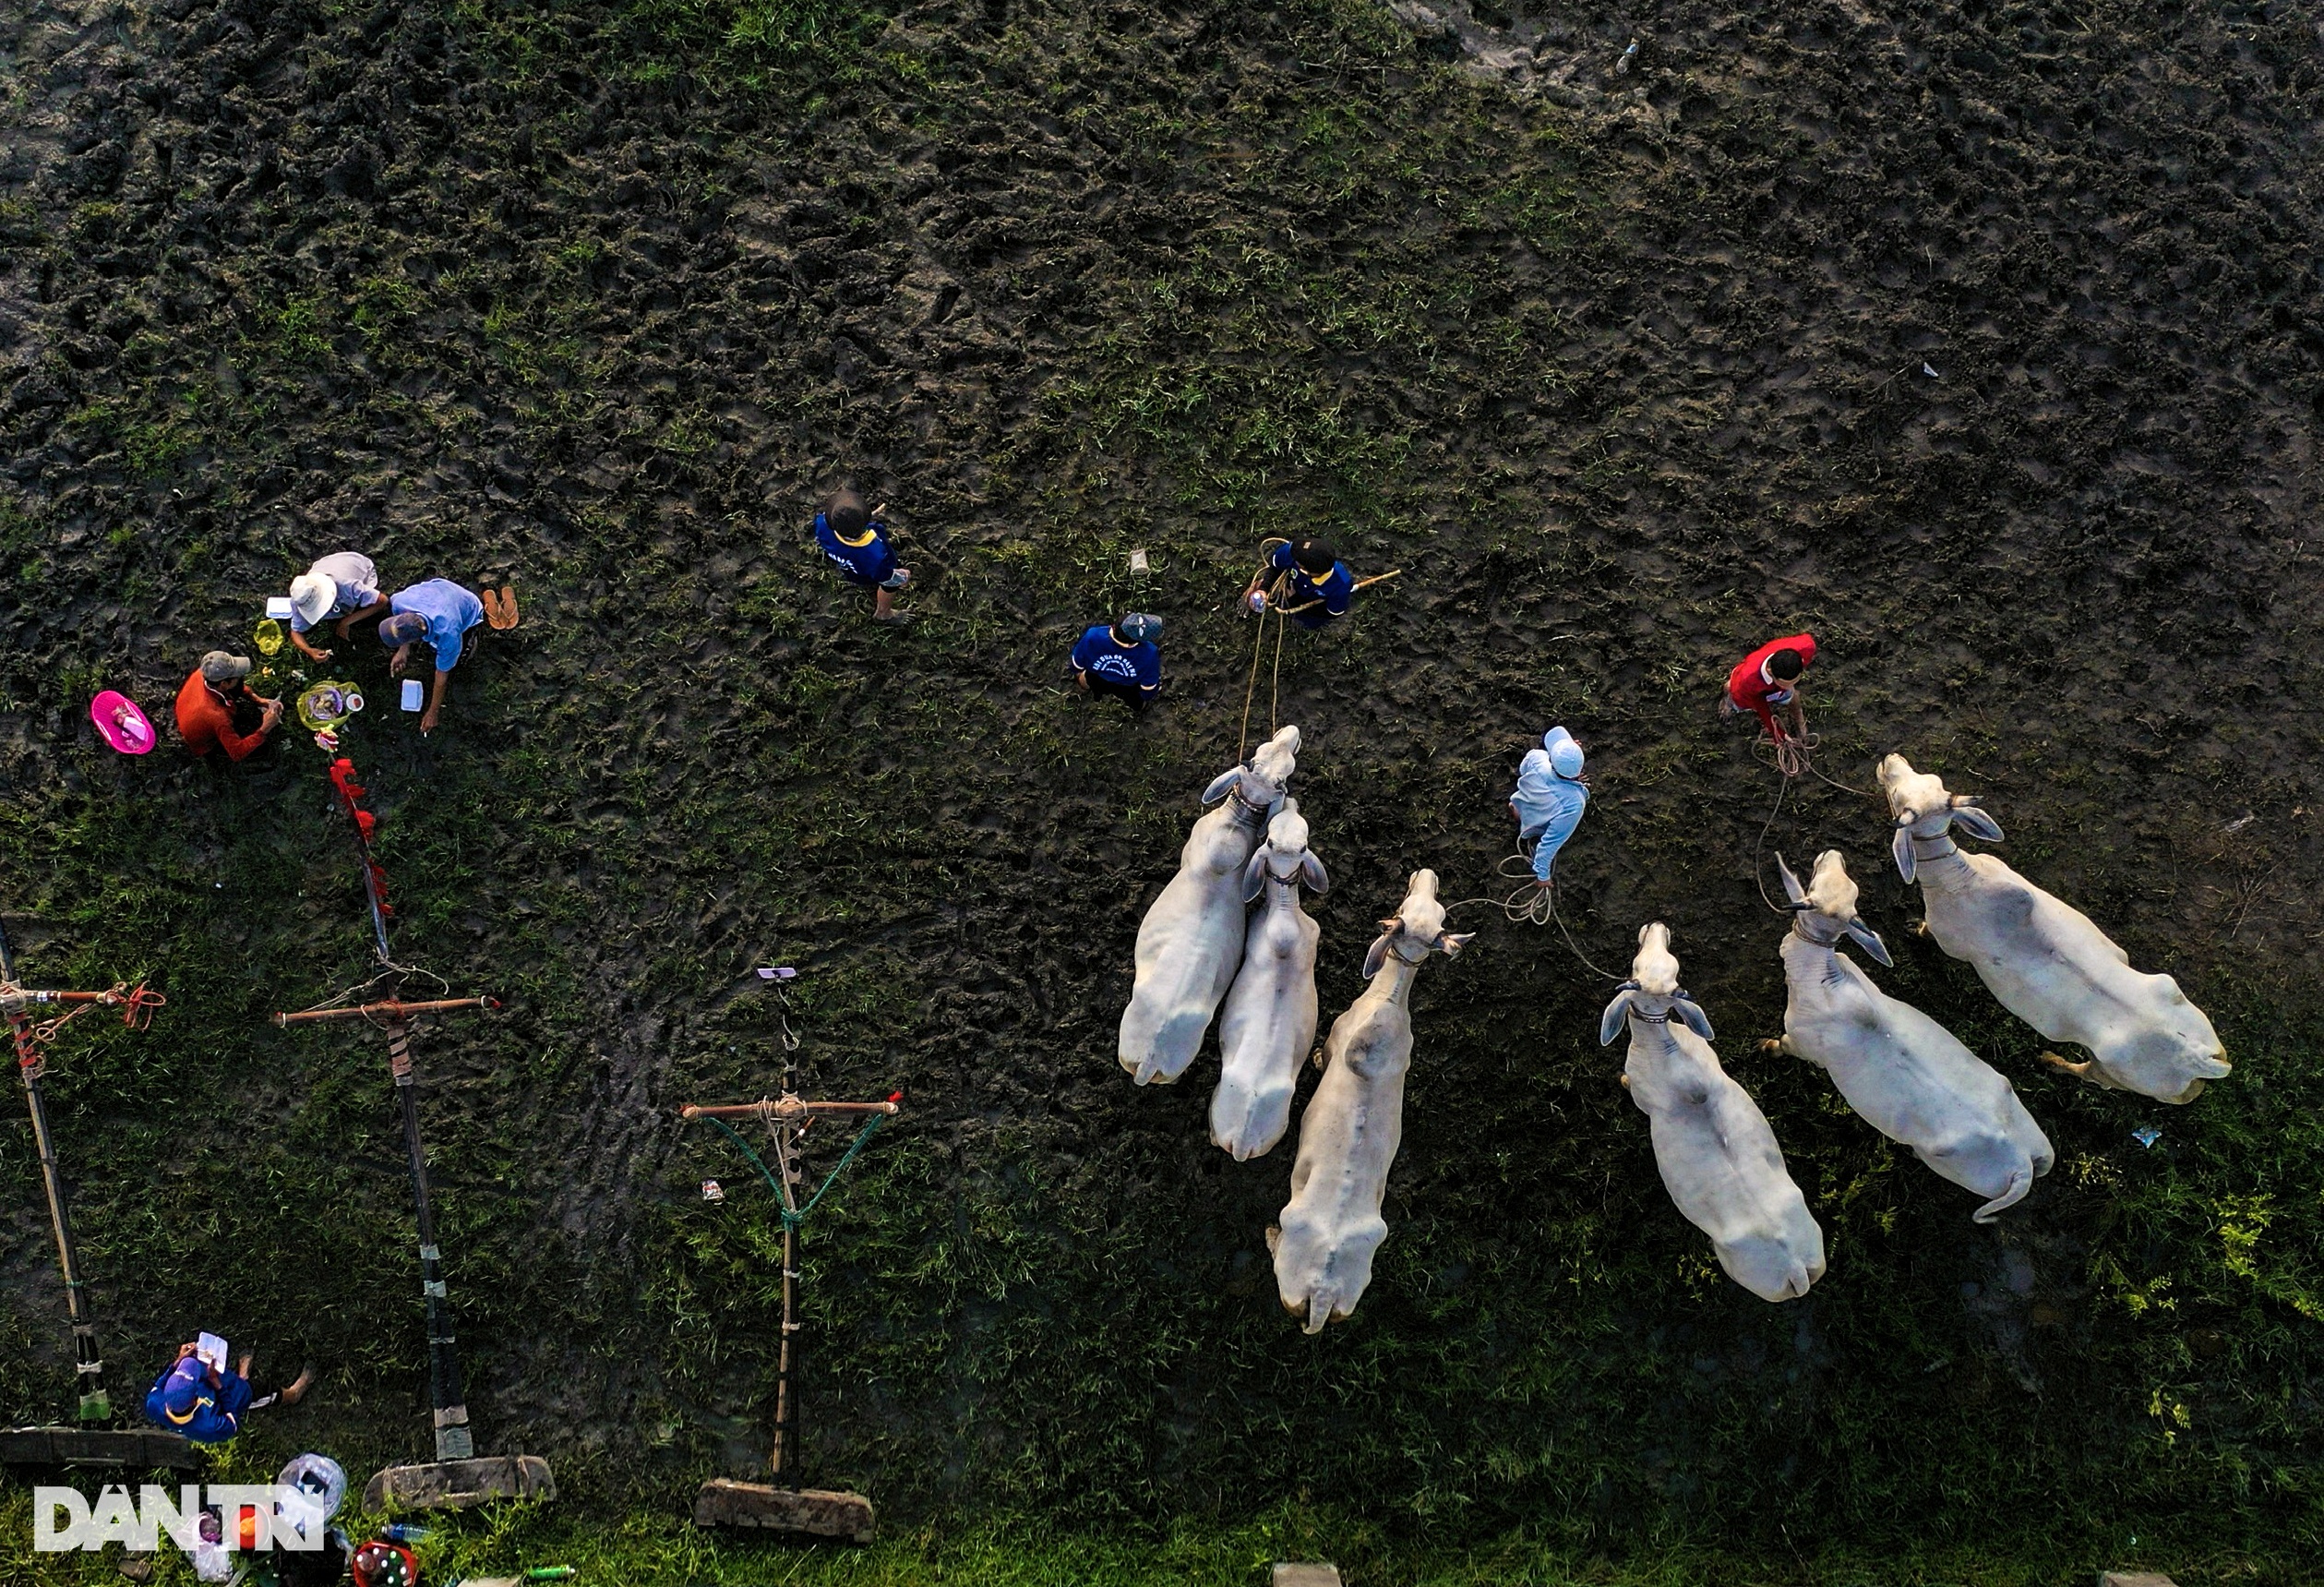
[680, 1099, 901, 1122]
[272, 997, 498, 1027]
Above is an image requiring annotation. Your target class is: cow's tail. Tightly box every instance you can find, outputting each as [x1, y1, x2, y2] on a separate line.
[1972, 1164, 2034, 1224]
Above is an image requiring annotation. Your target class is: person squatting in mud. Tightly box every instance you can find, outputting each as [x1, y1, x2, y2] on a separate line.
[285, 550, 389, 662]
[379, 577, 486, 734]
[1509, 725, 1590, 889]
[143, 1340, 313, 1444]
[1722, 632, 1817, 751]
[1244, 535, 1354, 630]
[1071, 611, 1164, 712]
[175, 649, 284, 762]
[814, 487, 913, 622]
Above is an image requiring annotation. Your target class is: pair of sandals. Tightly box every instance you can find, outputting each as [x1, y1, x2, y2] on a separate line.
[480, 583, 521, 630]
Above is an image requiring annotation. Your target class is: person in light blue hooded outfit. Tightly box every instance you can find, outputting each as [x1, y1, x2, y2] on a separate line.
[1509, 726, 1589, 887]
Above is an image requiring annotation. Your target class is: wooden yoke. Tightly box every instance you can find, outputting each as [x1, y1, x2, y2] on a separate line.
[681, 1089, 902, 1485]
[275, 991, 499, 1461]
[0, 934, 165, 1425]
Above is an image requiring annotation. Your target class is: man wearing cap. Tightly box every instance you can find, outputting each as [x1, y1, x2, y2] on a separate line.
[141, 1341, 310, 1445]
[174, 651, 283, 761]
[1071, 612, 1163, 711]
[813, 487, 912, 621]
[378, 578, 486, 734]
[286, 552, 389, 662]
[1510, 725, 1590, 888]
[1246, 536, 1355, 631]
[1722, 632, 1816, 747]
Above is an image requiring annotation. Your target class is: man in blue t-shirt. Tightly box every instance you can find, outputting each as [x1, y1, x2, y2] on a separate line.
[1072, 613, 1163, 711]
[1246, 536, 1354, 630]
[378, 577, 486, 734]
[813, 487, 912, 622]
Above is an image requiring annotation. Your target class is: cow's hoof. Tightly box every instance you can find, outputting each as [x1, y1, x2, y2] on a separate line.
[1756, 1038, 1784, 1057]
[1910, 919, 1931, 939]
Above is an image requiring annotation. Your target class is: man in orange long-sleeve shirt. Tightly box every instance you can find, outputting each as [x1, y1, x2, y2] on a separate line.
[175, 651, 282, 761]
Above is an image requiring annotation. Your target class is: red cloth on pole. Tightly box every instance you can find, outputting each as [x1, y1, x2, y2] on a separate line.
[1725, 633, 1817, 736]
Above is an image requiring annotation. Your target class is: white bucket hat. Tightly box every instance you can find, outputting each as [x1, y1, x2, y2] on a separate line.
[289, 573, 336, 626]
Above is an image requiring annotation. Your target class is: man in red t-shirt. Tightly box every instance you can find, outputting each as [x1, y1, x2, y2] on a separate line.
[174, 650, 282, 761]
[1722, 633, 1816, 745]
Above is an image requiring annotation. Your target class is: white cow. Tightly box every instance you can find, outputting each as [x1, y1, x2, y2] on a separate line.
[1210, 800, 1329, 1161]
[1764, 851, 2054, 1224]
[1119, 727, 1302, 1085]
[1600, 923, 1825, 1302]
[1270, 869, 1472, 1334]
[1881, 754, 2230, 1104]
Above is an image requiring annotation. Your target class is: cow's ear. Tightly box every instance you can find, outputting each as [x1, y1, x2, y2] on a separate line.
[1201, 766, 1242, 805]
[1952, 803, 2005, 842]
[1673, 996, 1716, 1042]
[1437, 931, 1475, 957]
[1301, 850, 1330, 895]
[1598, 988, 1635, 1046]
[1892, 823, 1917, 883]
[1776, 853, 1809, 908]
[1241, 847, 1270, 903]
[1362, 930, 1395, 980]
[1847, 918, 1893, 967]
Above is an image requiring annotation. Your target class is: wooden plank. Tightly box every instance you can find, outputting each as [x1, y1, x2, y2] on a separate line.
[0, 1427, 199, 1469]
[692, 1478, 875, 1543]
[361, 1454, 555, 1511]
[1273, 1568, 1344, 1587]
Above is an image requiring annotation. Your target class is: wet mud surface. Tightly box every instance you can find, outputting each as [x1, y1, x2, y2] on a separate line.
[0, 0, 2320, 1549]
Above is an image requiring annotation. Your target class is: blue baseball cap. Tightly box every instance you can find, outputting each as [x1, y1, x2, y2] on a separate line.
[1118, 613, 1163, 643]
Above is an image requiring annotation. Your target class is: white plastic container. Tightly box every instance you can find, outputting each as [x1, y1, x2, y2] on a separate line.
[265, 596, 294, 620]
[401, 679, 424, 712]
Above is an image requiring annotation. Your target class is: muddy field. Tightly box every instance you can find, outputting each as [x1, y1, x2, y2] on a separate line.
[1, 0, 2321, 1563]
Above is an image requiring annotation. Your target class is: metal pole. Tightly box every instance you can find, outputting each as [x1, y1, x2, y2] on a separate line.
[0, 922, 109, 1422]
[388, 1019, 473, 1462]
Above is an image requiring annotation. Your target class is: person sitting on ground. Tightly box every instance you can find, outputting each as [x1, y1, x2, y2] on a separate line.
[286, 552, 389, 662]
[143, 1341, 313, 1444]
[378, 578, 486, 734]
[1510, 725, 1590, 890]
[813, 487, 912, 622]
[1245, 535, 1354, 631]
[1071, 612, 1163, 711]
[175, 651, 282, 762]
[1722, 632, 1816, 747]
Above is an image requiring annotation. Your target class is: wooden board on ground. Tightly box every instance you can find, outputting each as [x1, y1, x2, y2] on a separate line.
[363, 1454, 555, 1511]
[0, 1427, 200, 1469]
[693, 1478, 876, 1543]
[2098, 1575, 2176, 1587]
[1273, 1567, 1344, 1587]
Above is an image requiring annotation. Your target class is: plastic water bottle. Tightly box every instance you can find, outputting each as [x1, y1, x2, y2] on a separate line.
[383, 1522, 430, 1543]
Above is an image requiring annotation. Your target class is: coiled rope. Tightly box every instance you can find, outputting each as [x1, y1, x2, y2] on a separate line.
[1442, 854, 1627, 981]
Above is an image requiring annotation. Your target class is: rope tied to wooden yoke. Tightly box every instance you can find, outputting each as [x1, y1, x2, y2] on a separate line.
[695, 1107, 891, 1230]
